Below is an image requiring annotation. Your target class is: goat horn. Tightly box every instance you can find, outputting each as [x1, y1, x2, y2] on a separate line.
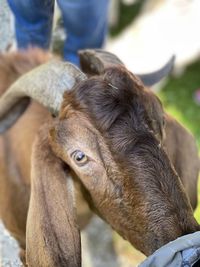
[79, 49, 175, 86]
[137, 55, 175, 86]
[0, 60, 86, 133]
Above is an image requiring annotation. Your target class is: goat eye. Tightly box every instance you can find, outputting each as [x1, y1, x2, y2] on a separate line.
[72, 150, 88, 166]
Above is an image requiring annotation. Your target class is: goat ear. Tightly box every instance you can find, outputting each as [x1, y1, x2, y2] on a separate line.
[79, 49, 124, 75]
[26, 125, 81, 267]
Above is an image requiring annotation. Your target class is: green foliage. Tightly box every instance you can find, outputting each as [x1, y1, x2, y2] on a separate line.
[158, 60, 200, 149]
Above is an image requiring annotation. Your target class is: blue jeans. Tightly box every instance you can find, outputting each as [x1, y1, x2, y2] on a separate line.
[7, 0, 109, 65]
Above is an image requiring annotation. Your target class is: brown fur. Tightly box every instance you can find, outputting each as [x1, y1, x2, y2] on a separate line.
[0, 48, 53, 95]
[26, 125, 81, 267]
[0, 49, 199, 264]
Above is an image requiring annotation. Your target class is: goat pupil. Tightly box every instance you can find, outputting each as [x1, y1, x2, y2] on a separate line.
[76, 152, 85, 161]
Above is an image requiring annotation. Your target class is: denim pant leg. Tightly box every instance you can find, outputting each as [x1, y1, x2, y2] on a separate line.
[57, 0, 109, 65]
[7, 0, 54, 49]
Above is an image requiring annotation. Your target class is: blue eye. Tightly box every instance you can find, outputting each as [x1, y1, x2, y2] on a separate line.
[72, 150, 88, 166]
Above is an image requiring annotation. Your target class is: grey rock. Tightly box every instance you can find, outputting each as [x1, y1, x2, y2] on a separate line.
[0, 0, 14, 52]
[0, 222, 22, 267]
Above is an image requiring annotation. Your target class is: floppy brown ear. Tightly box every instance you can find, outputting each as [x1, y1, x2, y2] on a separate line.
[26, 124, 81, 267]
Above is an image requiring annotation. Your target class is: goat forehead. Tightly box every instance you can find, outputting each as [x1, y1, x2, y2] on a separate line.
[62, 76, 158, 157]
[57, 112, 107, 154]
[70, 77, 150, 132]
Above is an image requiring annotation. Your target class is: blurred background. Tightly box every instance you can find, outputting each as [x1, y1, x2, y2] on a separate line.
[0, 0, 200, 266]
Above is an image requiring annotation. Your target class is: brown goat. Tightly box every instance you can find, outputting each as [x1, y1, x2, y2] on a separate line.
[0, 48, 199, 266]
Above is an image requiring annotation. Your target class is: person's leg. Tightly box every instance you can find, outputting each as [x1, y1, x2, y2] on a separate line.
[57, 0, 109, 65]
[7, 0, 55, 49]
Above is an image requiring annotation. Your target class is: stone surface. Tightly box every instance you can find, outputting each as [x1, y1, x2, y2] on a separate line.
[0, 223, 22, 267]
[0, 0, 14, 52]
